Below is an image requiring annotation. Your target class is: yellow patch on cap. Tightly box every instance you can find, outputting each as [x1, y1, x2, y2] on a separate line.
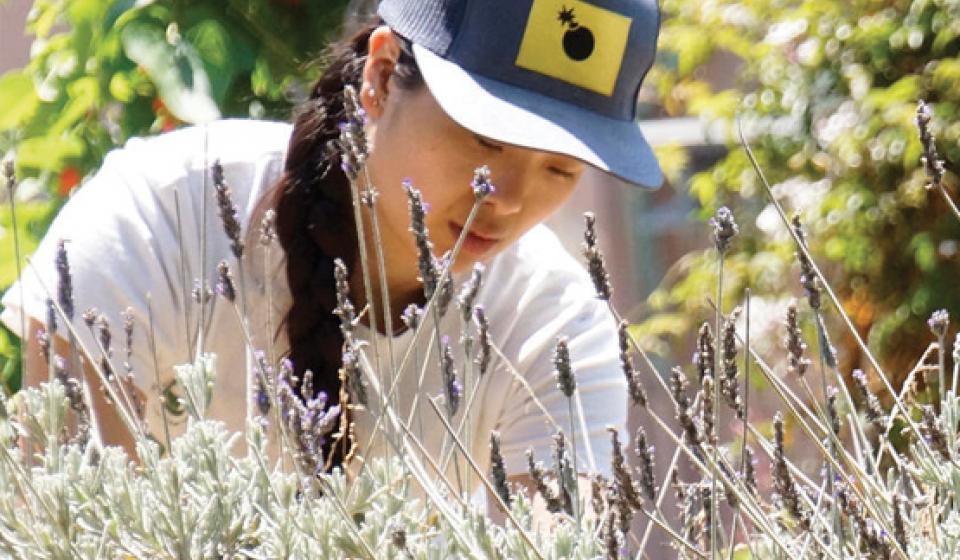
[515, 0, 631, 97]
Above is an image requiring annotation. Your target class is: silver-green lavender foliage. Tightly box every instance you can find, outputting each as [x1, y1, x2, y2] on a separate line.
[0, 362, 610, 560]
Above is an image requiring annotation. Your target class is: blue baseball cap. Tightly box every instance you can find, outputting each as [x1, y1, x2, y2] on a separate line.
[378, 0, 663, 189]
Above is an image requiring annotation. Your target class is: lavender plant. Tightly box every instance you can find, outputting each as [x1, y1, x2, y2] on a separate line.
[8, 94, 960, 560]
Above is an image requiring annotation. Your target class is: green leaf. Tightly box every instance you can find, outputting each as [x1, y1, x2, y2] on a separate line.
[121, 20, 220, 124]
[0, 72, 40, 132]
[50, 77, 100, 135]
[15, 134, 86, 172]
[186, 19, 250, 104]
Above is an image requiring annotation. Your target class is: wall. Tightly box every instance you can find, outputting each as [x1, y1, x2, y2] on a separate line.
[0, 0, 31, 73]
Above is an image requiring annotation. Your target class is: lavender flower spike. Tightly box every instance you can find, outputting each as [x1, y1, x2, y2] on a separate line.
[258, 208, 276, 247]
[474, 306, 491, 377]
[693, 322, 714, 383]
[441, 337, 461, 416]
[709, 206, 739, 254]
[490, 431, 512, 507]
[342, 346, 367, 407]
[215, 260, 237, 303]
[720, 308, 744, 418]
[791, 213, 822, 310]
[916, 100, 945, 190]
[55, 239, 74, 321]
[618, 321, 646, 407]
[554, 337, 576, 398]
[928, 309, 949, 339]
[784, 302, 810, 378]
[852, 369, 884, 430]
[471, 165, 495, 200]
[340, 85, 369, 179]
[404, 180, 439, 299]
[457, 263, 484, 324]
[212, 160, 244, 259]
[582, 212, 612, 300]
[401, 303, 424, 332]
[634, 426, 657, 501]
[332, 258, 356, 336]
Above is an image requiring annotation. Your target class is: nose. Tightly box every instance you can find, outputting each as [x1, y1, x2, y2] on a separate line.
[483, 164, 529, 216]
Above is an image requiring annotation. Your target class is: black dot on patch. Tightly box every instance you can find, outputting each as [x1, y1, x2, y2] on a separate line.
[563, 25, 595, 61]
[557, 7, 595, 61]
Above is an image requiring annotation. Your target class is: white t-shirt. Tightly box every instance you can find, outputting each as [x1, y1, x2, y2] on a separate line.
[1, 120, 626, 480]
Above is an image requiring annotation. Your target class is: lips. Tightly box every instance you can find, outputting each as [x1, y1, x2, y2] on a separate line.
[449, 222, 501, 257]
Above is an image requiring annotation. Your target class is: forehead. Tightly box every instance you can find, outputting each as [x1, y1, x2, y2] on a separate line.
[394, 85, 586, 168]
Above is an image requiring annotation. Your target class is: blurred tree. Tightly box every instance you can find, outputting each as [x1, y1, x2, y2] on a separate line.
[641, 0, 960, 391]
[0, 0, 353, 389]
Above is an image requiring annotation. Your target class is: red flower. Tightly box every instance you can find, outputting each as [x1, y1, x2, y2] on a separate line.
[59, 166, 81, 197]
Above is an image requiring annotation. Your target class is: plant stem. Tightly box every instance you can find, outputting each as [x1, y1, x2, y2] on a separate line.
[345, 199, 483, 503]
[146, 294, 172, 453]
[347, 174, 385, 451]
[739, 121, 940, 466]
[5, 171, 26, 389]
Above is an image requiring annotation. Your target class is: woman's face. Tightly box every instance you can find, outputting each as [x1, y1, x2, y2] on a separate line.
[361, 31, 587, 298]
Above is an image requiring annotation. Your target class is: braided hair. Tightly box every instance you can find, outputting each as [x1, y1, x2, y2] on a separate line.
[268, 20, 422, 469]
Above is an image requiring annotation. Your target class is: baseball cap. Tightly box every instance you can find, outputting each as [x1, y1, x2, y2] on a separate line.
[377, 0, 663, 189]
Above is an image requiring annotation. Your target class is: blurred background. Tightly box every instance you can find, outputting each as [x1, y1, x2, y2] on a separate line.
[3, 0, 960, 556]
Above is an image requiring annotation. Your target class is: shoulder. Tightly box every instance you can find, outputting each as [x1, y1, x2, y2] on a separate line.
[119, 119, 292, 160]
[484, 224, 595, 303]
[102, 119, 292, 191]
[478, 224, 612, 349]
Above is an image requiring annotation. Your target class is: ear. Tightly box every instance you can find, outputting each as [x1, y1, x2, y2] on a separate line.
[361, 26, 402, 118]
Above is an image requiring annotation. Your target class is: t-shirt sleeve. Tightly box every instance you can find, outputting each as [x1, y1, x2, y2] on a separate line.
[490, 236, 627, 478]
[0, 143, 190, 393]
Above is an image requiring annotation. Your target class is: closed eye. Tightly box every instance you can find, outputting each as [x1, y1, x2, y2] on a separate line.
[548, 166, 577, 179]
[475, 135, 504, 152]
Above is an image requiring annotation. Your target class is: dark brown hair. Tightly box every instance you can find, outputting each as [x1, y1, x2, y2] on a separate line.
[268, 20, 421, 469]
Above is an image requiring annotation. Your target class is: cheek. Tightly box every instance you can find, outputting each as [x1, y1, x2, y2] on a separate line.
[518, 183, 577, 231]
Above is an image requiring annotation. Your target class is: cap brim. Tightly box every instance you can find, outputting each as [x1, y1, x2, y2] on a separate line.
[412, 44, 663, 190]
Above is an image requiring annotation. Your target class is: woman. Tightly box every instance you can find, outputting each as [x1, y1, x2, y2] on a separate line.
[1, 0, 662, 486]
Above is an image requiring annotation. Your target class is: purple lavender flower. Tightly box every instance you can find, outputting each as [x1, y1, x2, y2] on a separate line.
[332, 258, 356, 337]
[489, 431, 511, 507]
[441, 337, 461, 416]
[618, 321, 646, 407]
[852, 369, 884, 429]
[404, 180, 440, 300]
[215, 260, 236, 303]
[55, 239, 74, 321]
[338, 85, 369, 181]
[44, 298, 57, 337]
[582, 212, 612, 301]
[471, 165, 495, 200]
[693, 322, 714, 383]
[928, 309, 949, 339]
[917, 100, 945, 190]
[259, 209, 276, 247]
[784, 302, 810, 377]
[791, 214, 821, 310]
[553, 337, 576, 398]
[709, 206, 739, 254]
[401, 304, 424, 332]
[457, 263, 484, 324]
[474, 306, 491, 377]
[342, 347, 367, 407]
[212, 160, 244, 259]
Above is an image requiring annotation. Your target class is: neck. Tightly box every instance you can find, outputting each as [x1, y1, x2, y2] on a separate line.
[349, 253, 424, 336]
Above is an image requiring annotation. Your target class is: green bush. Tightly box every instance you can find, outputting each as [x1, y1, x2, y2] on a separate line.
[0, 0, 352, 388]
[644, 0, 960, 385]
